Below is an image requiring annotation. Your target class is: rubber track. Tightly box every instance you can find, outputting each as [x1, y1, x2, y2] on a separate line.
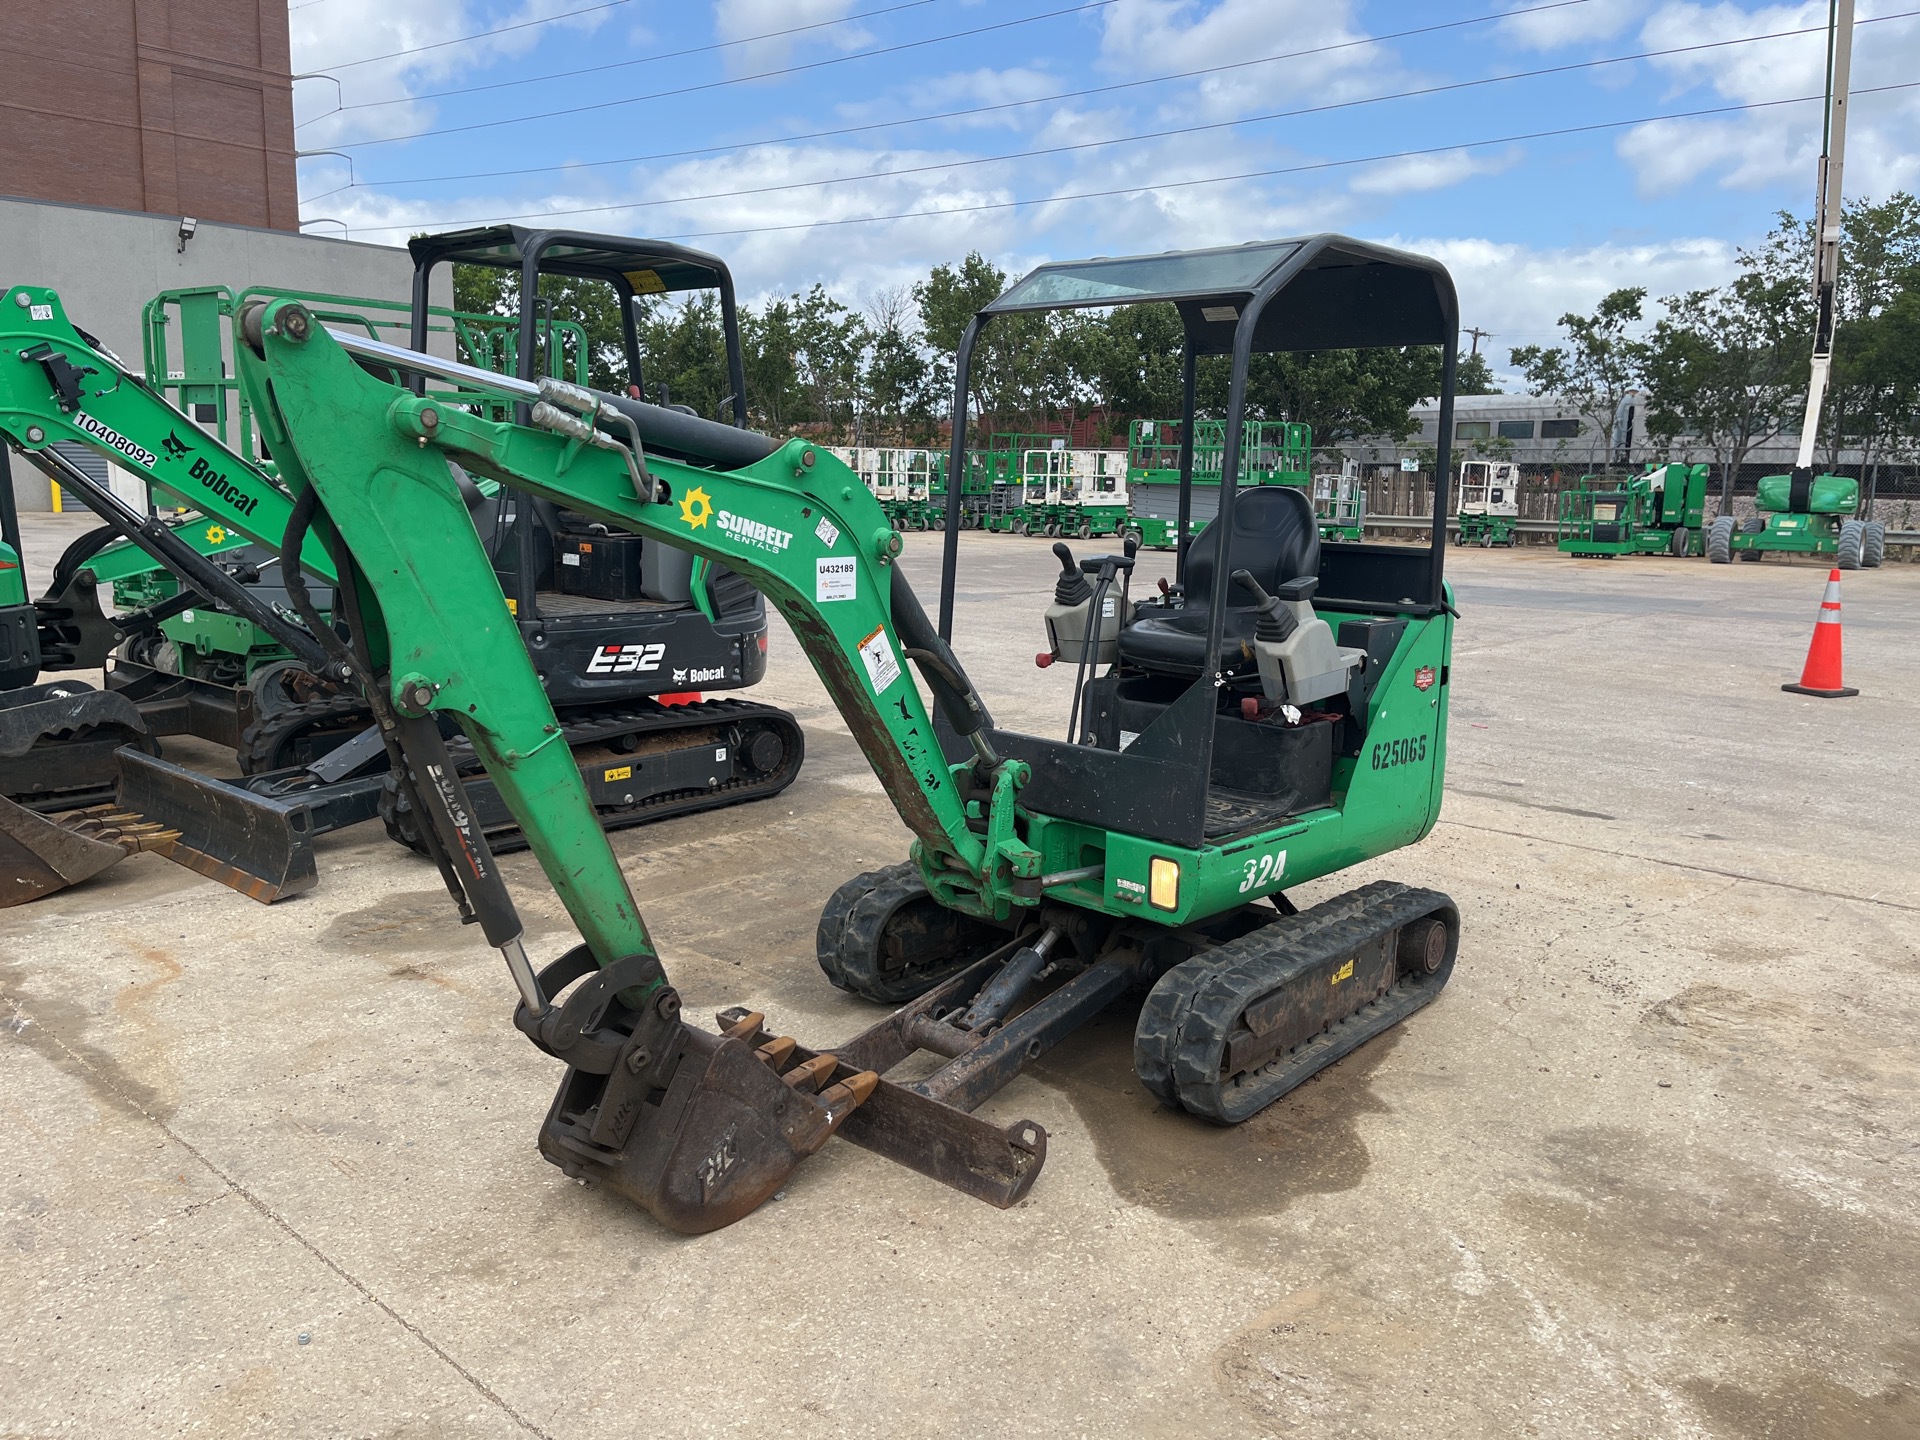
[1132, 889, 1377, 1105]
[237, 695, 372, 776]
[382, 696, 802, 855]
[1136, 881, 1457, 1124]
[815, 860, 1003, 1005]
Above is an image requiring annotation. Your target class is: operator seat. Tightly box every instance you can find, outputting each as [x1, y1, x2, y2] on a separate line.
[1118, 485, 1321, 676]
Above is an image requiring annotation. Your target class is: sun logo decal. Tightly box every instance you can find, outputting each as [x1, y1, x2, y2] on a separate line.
[678, 485, 713, 531]
[204, 524, 228, 545]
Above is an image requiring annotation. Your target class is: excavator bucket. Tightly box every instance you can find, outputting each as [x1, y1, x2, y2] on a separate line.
[514, 948, 885, 1233]
[0, 794, 130, 905]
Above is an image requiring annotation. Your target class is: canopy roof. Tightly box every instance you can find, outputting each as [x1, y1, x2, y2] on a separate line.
[408, 225, 730, 297]
[984, 234, 1456, 356]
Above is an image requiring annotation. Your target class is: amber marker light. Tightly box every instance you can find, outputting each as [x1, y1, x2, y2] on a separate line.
[1148, 857, 1180, 911]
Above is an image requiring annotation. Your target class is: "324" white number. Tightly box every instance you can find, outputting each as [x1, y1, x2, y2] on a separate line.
[1238, 848, 1286, 893]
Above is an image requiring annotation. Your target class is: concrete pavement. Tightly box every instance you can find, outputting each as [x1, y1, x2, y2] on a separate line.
[2, 521, 1915, 1438]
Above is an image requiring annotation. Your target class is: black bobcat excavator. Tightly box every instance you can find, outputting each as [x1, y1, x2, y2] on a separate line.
[0, 227, 802, 903]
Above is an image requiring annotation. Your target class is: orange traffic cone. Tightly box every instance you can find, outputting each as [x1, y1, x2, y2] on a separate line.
[1782, 568, 1858, 698]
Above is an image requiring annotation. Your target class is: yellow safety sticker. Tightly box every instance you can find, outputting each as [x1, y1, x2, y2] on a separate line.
[1330, 959, 1355, 986]
[625, 269, 667, 294]
[604, 765, 633, 782]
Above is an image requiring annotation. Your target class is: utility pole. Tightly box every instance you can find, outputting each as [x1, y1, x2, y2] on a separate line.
[1792, 0, 1853, 473]
[1463, 326, 1494, 358]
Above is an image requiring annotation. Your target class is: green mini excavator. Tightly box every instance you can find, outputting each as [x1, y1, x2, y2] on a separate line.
[42, 236, 1462, 1231]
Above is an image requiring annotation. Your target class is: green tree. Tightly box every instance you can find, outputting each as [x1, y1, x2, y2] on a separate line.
[1455, 348, 1499, 396]
[860, 286, 933, 444]
[1510, 287, 1649, 476]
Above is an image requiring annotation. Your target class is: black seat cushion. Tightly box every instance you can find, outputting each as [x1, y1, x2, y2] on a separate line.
[1119, 486, 1321, 676]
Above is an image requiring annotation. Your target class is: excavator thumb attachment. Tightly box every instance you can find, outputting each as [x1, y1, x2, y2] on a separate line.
[517, 948, 878, 1233]
[0, 794, 131, 905]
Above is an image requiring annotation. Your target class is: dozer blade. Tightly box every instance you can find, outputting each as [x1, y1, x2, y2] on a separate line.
[0, 794, 129, 906]
[114, 748, 318, 903]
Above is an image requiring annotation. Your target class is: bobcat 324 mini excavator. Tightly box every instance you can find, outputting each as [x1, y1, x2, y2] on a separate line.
[42, 236, 1461, 1231]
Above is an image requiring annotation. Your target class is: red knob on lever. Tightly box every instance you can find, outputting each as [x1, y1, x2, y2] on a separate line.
[1035, 652, 1055, 668]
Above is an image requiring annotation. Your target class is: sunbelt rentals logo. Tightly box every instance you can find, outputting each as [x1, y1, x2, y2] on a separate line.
[718, 508, 792, 554]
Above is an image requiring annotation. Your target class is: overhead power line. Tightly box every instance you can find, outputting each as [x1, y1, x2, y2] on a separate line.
[303, 0, 1596, 199]
[309, 0, 1122, 145]
[310, 18, 1913, 231]
[309, 0, 634, 74]
[651, 81, 1920, 244]
[323, 82, 1920, 242]
[324, 0, 946, 113]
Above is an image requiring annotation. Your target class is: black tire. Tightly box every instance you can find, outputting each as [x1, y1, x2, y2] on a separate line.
[931, 514, 945, 531]
[1862, 521, 1886, 569]
[1837, 519, 1864, 571]
[1011, 519, 1027, 537]
[1669, 525, 1689, 558]
[1044, 521, 1061, 539]
[1077, 518, 1092, 539]
[1739, 517, 1767, 534]
[1706, 516, 1734, 565]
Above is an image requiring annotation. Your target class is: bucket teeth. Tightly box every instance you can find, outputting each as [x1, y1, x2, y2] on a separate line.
[755, 1034, 798, 1070]
[816, 1069, 880, 1119]
[781, 1053, 839, 1093]
[720, 1009, 766, 1042]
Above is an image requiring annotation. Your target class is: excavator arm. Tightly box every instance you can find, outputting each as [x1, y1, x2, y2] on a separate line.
[234, 299, 1024, 954]
[222, 299, 1046, 1231]
[0, 287, 339, 584]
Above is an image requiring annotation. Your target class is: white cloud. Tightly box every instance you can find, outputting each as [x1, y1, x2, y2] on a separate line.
[712, 0, 867, 74]
[1396, 233, 1739, 378]
[1616, 1, 1920, 200]
[1348, 148, 1520, 196]
[290, 0, 621, 150]
[1498, 0, 1646, 50]
[829, 66, 1066, 133]
[1098, 0, 1390, 117]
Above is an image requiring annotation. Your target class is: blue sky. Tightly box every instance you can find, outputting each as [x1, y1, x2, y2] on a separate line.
[289, 0, 1920, 384]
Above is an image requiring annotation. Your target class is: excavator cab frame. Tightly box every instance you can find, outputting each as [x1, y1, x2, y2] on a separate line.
[938, 236, 1459, 849]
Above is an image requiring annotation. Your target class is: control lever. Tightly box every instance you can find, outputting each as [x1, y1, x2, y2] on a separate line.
[1232, 569, 1298, 643]
[1051, 542, 1090, 604]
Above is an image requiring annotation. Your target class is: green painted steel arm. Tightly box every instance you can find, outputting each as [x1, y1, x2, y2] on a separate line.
[235, 301, 998, 966]
[0, 286, 338, 582]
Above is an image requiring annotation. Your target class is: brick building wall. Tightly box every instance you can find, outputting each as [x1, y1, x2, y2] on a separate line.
[0, 0, 298, 230]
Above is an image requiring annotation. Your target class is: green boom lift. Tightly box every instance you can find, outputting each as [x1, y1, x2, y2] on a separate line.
[1704, 0, 1885, 571]
[29, 235, 1465, 1233]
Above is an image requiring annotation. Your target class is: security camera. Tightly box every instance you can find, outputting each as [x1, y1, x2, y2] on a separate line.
[177, 216, 198, 253]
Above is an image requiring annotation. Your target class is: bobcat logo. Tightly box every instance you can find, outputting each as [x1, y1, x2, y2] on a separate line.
[162, 430, 193, 459]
